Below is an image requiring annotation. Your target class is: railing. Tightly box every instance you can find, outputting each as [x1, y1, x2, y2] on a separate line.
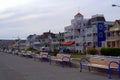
[33, 41, 41, 45]
[86, 54, 120, 59]
[107, 36, 120, 41]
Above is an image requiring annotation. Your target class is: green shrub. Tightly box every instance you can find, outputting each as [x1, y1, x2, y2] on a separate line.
[101, 48, 120, 56]
[65, 49, 71, 53]
[26, 47, 39, 53]
[87, 48, 97, 55]
[50, 49, 59, 56]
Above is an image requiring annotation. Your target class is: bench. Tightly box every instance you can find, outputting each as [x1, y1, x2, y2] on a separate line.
[50, 53, 72, 67]
[35, 52, 50, 61]
[25, 51, 35, 58]
[80, 57, 120, 79]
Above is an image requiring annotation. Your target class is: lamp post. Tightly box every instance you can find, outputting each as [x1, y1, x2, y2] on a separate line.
[112, 4, 120, 7]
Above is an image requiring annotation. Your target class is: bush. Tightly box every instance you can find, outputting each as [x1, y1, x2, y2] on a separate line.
[50, 49, 59, 56]
[26, 47, 39, 53]
[87, 48, 97, 55]
[101, 48, 120, 56]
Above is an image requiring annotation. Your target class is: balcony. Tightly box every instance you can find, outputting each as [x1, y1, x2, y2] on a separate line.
[64, 32, 73, 37]
[33, 42, 41, 45]
[106, 36, 120, 41]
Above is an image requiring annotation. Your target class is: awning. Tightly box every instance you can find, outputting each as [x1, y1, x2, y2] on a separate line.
[61, 41, 75, 45]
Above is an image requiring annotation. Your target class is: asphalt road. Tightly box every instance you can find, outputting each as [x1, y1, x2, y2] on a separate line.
[0, 52, 119, 80]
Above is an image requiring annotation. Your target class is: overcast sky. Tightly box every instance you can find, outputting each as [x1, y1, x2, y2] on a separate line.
[0, 0, 120, 39]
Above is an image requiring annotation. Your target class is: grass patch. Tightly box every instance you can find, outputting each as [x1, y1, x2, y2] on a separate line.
[72, 54, 86, 58]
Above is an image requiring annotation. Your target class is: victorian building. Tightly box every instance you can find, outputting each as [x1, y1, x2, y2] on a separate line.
[102, 20, 120, 47]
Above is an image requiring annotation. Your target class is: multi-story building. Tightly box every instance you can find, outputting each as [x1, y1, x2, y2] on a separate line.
[64, 13, 114, 53]
[36, 31, 59, 51]
[102, 20, 120, 47]
[64, 12, 88, 53]
[27, 31, 60, 51]
[85, 14, 114, 48]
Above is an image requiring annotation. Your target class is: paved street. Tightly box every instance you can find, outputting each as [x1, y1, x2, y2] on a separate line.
[0, 52, 119, 80]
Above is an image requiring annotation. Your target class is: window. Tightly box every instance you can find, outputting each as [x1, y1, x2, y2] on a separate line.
[119, 32, 120, 36]
[42, 39, 45, 42]
[99, 32, 103, 38]
[99, 24, 103, 30]
[113, 32, 116, 36]
[84, 23, 85, 26]
[99, 42, 102, 47]
[107, 32, 110, 37]
[53, 40, 56, 42]
[88, 42, 92, 46]
[87, 34, 91, 37]
[76, 43, 79, 46]
[93, 33, 97, 36]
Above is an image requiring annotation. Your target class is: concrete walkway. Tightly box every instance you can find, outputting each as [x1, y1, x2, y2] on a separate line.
[0, 52, 119, 80]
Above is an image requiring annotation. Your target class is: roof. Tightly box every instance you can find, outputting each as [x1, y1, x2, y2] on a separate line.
[109, 20, 120, 31]
[87, 16, 106, 26]
[27, 34, 36, 39]
[36, 32, 56, 39]
[74, 12, 83, 17]
[20, 40, 26, 43]
[116, 20, 120, 24]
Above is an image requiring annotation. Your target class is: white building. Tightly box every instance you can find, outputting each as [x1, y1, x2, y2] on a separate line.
[64, 12, 88, 53]
[64, 13, 114, 53]
[27, 31, 60, 51]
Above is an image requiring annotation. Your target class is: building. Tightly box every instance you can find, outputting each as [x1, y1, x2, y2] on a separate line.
[64, 12, 88, 53]
[85, 14, 114, 48]
[56, 32, 65, 44]
[63, 13, 114, 53]
[26, 34, 37, 49]
[27, 31, 60, 51]
[102, 20, 120, 47]
[0, 40, 15, 49]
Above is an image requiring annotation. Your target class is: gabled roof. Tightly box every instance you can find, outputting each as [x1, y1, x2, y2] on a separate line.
[87, 15, 106, 26]
[109, 20, 120, 31]
[116, 20, 120, 25]
[20, 40, 26, 43]
[27, 34, 36, 39]
[36, 32, 56, 39]
[74, 12, 83, 17]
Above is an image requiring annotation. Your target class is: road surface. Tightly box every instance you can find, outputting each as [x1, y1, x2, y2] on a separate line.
[0, 52, 119, 80]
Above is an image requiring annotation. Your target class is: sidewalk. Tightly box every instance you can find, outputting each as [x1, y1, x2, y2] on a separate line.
[0, 52, 119, 80]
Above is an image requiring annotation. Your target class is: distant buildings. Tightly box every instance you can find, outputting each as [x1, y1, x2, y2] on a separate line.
[1, 12, 119, 53]
[0, 40, 15, 49]
[0, 39, 26, 50]
[26, 31, 64, 51]
[26, 13, 116, 53]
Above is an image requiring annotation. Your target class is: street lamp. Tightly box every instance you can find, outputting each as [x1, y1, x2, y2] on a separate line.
[112, 4, 120, 7]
